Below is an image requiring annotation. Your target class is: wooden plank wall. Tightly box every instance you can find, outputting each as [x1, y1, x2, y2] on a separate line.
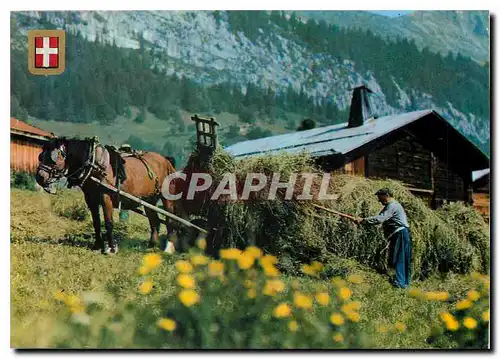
[11, 137, 43, 174]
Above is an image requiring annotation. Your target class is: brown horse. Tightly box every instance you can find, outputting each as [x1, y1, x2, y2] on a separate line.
[36, 137, 177, 254]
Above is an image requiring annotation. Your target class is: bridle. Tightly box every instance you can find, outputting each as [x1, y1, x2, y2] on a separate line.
[38, 138, 99, 192]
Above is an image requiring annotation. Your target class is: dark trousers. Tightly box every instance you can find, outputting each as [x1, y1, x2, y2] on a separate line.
[387, 228, 412, 288]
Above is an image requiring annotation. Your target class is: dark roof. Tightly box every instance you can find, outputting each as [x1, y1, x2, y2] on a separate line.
[225, 109, 489, 172]
[10, 118, 55, 139]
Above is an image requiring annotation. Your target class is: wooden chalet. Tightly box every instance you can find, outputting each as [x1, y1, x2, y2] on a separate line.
[11, 117, 55, 174]
[225, 86, 490, 210]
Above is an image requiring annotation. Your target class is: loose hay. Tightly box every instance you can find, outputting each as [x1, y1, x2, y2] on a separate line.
[196, 149, 489, 279]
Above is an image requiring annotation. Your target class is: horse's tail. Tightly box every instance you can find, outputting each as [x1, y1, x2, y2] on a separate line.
[164, 156, 176, 169]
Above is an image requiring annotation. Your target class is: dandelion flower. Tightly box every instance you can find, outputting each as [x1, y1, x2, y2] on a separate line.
[191, 254, 209, 266]
[445, 318, 460, 331]
[245, 246, 262, 258]
[315, 292, 330, 306]
[467, 290, 481, 302]
[176, 274, 196, 289]
[220, 248, 242, 260]
[345, 310, 360, 323]
[338, 287, 352, 301]
[395, 322, 407, 332]
[347, 274, 363, 284]
[301, 264, 318, 277]
[175, 260, 193, 273]
[262, 264, 279, 277]
[341, 301, 361, 313]
[330, 313, 345, 326]
[463, 317, 477, 329]
[54, 290, 66, 302]
[263, 279, 286, 296]
[273, 303, 292, 318]
[143, 253, 162, 271]
[208, 261, 224, 277]
[294, 293, 313, 309]
[178, 289, 200, 307]
[456, 299, 473, 310]
[424, 291, 449, 301]
[197, 238, 207, 250]
[331, 277, 347, 287]
[64, 295, 85, 314]
[333, 333, 344, 343]
[139, 280, 154, 295]
[158, 317, 176, 331]
[311, 261, 324, 272]
[137, 266, 150, 276]
[247, 288, 257, 299]
[237, 252, 255, 270]
[288, 320, 299, 332]
[260, 255, 278, 266]
[482, 310, 490, 322]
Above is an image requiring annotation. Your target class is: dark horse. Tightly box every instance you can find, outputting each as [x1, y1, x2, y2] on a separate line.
[36, 137, 178, 254]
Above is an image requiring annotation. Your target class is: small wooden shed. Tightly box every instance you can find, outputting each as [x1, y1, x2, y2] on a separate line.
[10, 118, 55, 174]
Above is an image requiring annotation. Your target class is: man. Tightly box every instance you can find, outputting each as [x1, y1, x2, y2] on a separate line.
[356, 188, 412, 288]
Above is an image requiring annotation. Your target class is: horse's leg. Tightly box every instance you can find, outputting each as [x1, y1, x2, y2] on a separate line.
[144, 206, 161, 249]
[85, 193, 104, 252]
[102, 193, 117, 254]
[160, 197, 179, 254]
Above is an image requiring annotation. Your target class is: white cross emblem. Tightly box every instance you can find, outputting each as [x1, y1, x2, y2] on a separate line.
[36, 37, 58, 68]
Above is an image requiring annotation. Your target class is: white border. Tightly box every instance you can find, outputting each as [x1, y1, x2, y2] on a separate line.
[3, 1, 497, 358]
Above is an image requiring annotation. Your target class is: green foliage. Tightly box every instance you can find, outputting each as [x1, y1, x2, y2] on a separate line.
[51, 190, 88, 221]
[11, 171, 37, 191]
[245, 126, 272, 140]
[134, 109, 147, 124]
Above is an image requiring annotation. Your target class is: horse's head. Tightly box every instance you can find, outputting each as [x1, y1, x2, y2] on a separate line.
[36, 138, 68, 191]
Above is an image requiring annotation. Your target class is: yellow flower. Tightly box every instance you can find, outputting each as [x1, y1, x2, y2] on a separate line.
[463, 317, 477, 329]
[331, 277, 347, 287]
[330, 313, 345, 326]
[175, 260, 193, 273]
[158, 317, 176, 331]
[424, 291, 449, 301]
[64, 295, 85, 313]
[260, 255, 278, 265]
[315, 292, 330, 306]
[178, 289, 200, 307]
[237, 252, 255, 270]
[467, 290, 481, 302]
[471, 271, 484, 281]
[291, 280, 300, 290]
[338, 287, 352, 301]
[345, 310, 360, 323]
[208, 261, 224, 277]
[456, 299, 473, 310]
[273, 303, 292, 318]
[333, 333, 344, 343]
[301, 264, 318, 277]
[54, 290, 66, 302]
[446, 319, 460, 331]
[440, 311, 454, 322]
[143, 253, 162, 271]
[197, 238, 207, 250]
[176, 274, 196, 289]
[347, 274, 363, 284]
[288, 320, 299, 332]
[408, 288, 422, 298]
[294, 293, 313, 309]
[263, 265, 279, 277]
[191, 254, 209, 266]
[395, 322, 407, 332]
[220, 248, 242, 260]
[139, 280, 154, 295]
[245, 246, 262, 258]
[137, 266, 150, 276]
[341, 301, 361, 313]
[247, 288, 257, 299]
[311, 261, 324, 271]
[482, 310, 490, 322]
[263, 279, 286, 296]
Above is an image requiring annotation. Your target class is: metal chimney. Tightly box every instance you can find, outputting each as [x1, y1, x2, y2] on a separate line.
[348, 85, 374, 128]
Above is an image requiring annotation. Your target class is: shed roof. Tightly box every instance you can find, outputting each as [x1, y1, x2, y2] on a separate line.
[225, 110, 433, 158]
[10, 118, 55, 139]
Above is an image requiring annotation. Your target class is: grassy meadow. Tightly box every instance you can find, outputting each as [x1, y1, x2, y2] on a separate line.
[10, 187, 489, 349]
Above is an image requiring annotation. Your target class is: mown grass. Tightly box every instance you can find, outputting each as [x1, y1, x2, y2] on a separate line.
[10, 189, 489, 349]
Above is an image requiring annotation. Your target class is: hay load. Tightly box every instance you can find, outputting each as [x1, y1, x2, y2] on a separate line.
[187, 148, 489, 279]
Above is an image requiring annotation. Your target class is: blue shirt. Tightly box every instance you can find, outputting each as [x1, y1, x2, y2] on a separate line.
[363, 199, 409, 238]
